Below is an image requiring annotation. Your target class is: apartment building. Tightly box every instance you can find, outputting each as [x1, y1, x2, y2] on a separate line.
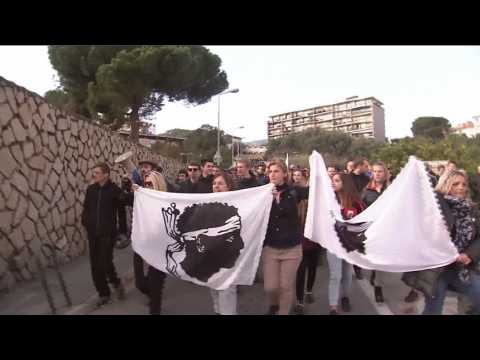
[267, 96, 385, 141]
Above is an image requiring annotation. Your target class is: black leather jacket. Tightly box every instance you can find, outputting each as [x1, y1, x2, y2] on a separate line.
[264, 184, 309, 249]
[82, 180, 125, 237]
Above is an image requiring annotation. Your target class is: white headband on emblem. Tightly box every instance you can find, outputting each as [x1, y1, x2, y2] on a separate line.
[182, 215, 241, 242]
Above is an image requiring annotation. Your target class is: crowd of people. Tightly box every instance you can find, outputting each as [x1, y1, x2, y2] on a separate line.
[81, 154, 480, 315]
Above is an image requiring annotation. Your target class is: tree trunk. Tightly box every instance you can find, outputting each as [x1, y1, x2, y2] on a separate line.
[129, 106, 140, 143]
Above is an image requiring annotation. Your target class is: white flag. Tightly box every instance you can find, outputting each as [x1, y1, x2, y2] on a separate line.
[131, 184, 274, 290]
[304, 151, 458, 272]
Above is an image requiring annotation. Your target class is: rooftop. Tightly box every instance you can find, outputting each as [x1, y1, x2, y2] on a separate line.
[269, 96, 384, 119]
[117, 130, 185, 142]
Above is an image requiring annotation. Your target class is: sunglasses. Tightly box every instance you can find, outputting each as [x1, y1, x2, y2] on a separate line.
[145, 181, 153, 188]
[187, 168, 199, 172]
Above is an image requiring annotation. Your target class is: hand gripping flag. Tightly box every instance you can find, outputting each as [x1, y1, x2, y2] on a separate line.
[131, 184, 274, 290]
[304, 151, 458, 272]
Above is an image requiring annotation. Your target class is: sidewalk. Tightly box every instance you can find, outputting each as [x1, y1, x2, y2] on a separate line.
[0, 246, 134, 315]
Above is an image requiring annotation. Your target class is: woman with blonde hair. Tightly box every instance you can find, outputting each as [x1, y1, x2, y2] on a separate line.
[263, 159, 308, 315]
[403, 170, 480, 315]
[131, 170, 172, 315]
[143, 171, 167, 191]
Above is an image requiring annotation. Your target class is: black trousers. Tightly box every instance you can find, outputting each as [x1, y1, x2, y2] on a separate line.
[133, 252, 149, 295]
[88, 234, 120, 297]
[296, 248, 321, 302]
[147, 266, 167, 315]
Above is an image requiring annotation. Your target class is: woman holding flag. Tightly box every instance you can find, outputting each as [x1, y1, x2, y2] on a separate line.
[403, 170, 480, 315]
[263, 159, 308, 315]
[328, 172, 366, 315]
[209, 172, 239, 315]
[131, 171, 170, 315]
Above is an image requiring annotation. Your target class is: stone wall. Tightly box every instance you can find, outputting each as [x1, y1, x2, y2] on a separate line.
[0, 76, 181, 292]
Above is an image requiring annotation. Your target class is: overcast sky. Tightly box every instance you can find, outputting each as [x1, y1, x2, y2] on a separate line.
[1, 45, 479, 142]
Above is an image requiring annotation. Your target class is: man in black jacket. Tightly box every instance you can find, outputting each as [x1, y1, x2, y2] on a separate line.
[350, 159, 371, 194]
[362, 162, 390, 303]
[236, 159, 260, 190]
[82, 163, 126, 308]
[256, 163, 269, 185]
[180, 161, 213, 194]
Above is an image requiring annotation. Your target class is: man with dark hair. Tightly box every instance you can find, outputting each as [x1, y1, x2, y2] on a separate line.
[176, 169, 188, 184]
[200, 159, 215, 192]
[212, 164, 222, 177]
[345, 160, 355, 174]
[236, 159, 260, 190]
[256, 163, 269, 185]
[132, 159, 156, 186]
[180, 162, 212, 193]
[327, 165, 340, 179]
[447, 160, 458, 172]
[348, 159, 370, 281]
[82, 163, 126, 308]
[350, 159, 371, 194]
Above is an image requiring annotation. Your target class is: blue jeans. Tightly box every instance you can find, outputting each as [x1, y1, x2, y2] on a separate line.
[326, 251, 352, 307]
[423, 268, 480, 315]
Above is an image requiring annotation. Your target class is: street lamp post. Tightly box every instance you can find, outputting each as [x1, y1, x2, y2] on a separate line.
[231, 126, 244, 167]
[214, 88, 239, 165]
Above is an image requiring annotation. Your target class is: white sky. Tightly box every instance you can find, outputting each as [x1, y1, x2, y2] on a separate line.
[1, 45, 479, 142]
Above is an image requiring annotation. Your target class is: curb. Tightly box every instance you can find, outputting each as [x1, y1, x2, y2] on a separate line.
[62, 269, 135, 315]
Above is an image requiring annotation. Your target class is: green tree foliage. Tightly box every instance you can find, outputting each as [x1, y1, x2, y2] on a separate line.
[375, 135, 480, 175]
[48, 45, 229, 143]
[44, 88, 72, 111]
[154, 124, 244, 169]
[267, 128, 383, 167]
[266, 128, 480, 177]
[150, 141, 184, 160]
[163, 128, 193, 139]
[411, 116, 451, 139]
[48, 46, 138, 118]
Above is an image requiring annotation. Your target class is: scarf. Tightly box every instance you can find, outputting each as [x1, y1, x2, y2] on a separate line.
[443, 196, 475, 252]
[443, 195, 475, 284]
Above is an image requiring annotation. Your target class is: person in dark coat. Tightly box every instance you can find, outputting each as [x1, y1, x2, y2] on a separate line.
[256, 163, 270, 185]
[130, 159, 157, 295]
[263, 159, 308, 315]
[349, 158, 371, 280]
[362, 162, 390, 304]
[199, 158, 215, 192]
[179, 162, 213, 194]
[125, 170, 178, 315]
[176, 169, 188, 185]
[350, 158, 371, 194]
[402, 170, 480, 315]
[236, 159, 260, 190]
[292, 169, 321, 315]
[82, 163, 126, 308]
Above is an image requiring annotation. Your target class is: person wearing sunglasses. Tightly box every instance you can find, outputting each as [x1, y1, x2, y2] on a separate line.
[179, 162, 213, 194]
[130, 171, 174, 315]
